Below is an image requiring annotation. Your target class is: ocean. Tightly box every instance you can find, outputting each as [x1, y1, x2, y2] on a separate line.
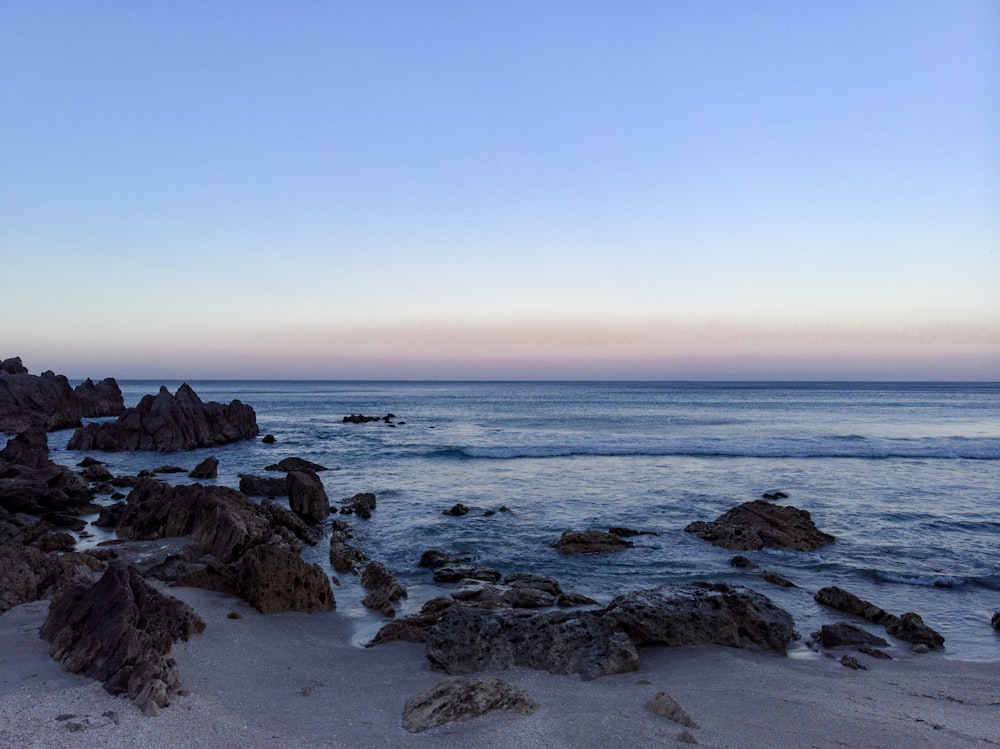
[49, 381, 1000, 660]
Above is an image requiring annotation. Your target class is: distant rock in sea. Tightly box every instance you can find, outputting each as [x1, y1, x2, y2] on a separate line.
[67, 383, 258, 452]
[684, 499, 834, 551]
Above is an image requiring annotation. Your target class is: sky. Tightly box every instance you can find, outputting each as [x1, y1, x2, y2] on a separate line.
[2, 1, 998, 380]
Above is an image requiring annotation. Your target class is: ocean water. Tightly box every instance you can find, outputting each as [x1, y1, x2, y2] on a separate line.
[48, 381, 1000, 660]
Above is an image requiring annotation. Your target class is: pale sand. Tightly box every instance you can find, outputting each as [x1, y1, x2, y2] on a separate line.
[2, 587, 998, 749]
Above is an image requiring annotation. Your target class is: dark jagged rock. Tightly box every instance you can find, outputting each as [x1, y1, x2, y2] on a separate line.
[361, 560, 407, 617]
[443, 503, 469, 516]
[367, 598, 458, 647]
[0, 428, 95, 515]
[94, 501, 127, 528]
[39, 563, 205, 715]
[504, 573, 562, 596]
[603, 582, 798, 653]
[557, 592, 599, 607]
[261, 434, 276, 444]
[340, 492, 376, 519]
[426, 607, 639, 680]
[0, 544, 102, 612]
[67, 384, 258, 452]
[82, 463, 114, 482]
[114, 479, 314, 564]
[264, 456, 328, 472]
[188, 457, 219, 479]
[238, 474, 287, 497]
[0, 367, 81, 433]
[552, 529, 633, 554]
[992, 611, 1000, 631]
[811, 622, 889, 648]
[287, 470, 330, 525]
[329, 539, 367, 574]
[433, 566, 502, 584]
[885, 612, 945, 650]
[684, 500, 834, 551]
[236, 545, 335, 614]
[0, 357, 28, 375]
[402, 677, 538, 733]
[814, 586, 898, 627]
[730, 555, 758, 569]
[74, 378, 125, 418]
[419, 549, 470, 569]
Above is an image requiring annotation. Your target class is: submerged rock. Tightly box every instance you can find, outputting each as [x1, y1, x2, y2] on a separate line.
[684, 500, 834, 551]
[402, 677, 538, 733]
[811, 622, 889, 648]
[552, 530, 633, 554]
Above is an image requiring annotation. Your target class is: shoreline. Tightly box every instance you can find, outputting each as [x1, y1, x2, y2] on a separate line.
[3, 587, 998, 749]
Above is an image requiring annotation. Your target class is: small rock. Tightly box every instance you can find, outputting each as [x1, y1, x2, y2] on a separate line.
[729, 555, 757, 569]
[644, 691, 698, 728]
[677, 729, 698, 744]
[858, 647, 892, 660]
[261, 434, 275, 444]
[443, 503, 469, 516]
[227, 611, 242, 620]
[840, 654, 867, 670]
[886, 612, 944, 650]
[811, 622, 889, 648]
[912, 643, 931, 654]
[761, 570, 795, 587]
[992, 611, 1000, 631]
[401, 677, 538, 733]
[552, 530, 632, 554]
[264, 456, 328, 473]
[188, 457, 219, 480]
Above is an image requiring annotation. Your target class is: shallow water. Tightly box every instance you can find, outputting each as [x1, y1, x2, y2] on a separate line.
[48, 381, 1000, 659]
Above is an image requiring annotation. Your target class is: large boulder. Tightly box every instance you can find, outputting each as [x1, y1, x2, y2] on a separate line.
[0, 368, 81, 433]
[426, 607, 640, 680]
[885, 612, 945, 650]
[684, 500, 834, 551]
[286, 469, 329, 524]
[602, 582, 798, 653]
[236, 545, 335, 614]
[39, 563, 205, 715]
[67, 383, 258, 452]
[402, 677, 539, 733]
[188, 456, 219, 479]
[73, 377, 125, 418]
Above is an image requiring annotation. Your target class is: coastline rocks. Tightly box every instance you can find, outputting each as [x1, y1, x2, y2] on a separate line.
[360, 560, 407, 617]
[814, 586, 898, 626]
[264, 456, 328, 472]
[811, 622, 889, 648]
[433, 566, 502, 584]
[0, 428, 95, 515]
[188, 457, 218, 480]
[0, 356, 28, 375]
[340, 492, 376, 519]
[684, 500, 834, 551]
[603, 582, 798, 653]
[236, 545, 335, 614]
[40, 563, 206, 715]
[885, 612, 945, 650]
[74, 377, 125, 418]
[67, 384, 258, 452]
[287, 470, 330, 525]
[0, 544, 102, 612]
[402, 677, 539, 734]
[552, 530, 633, 554]
[367, 598, 458, 647]
[426, 607, 640, 680]
[0, 367, 81, 433]
[238, 474, 287, 497]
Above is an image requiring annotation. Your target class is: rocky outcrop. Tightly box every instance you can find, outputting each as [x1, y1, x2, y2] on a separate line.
[814, 586, 944, 650]
[287, 470, 329, 524]
[0, 357, 28, 375]
[360, 560, 407, 617]
[39, 563, 205, 715]
[811, 622, 889, 648]
[0, 368, 81, 433]
[340, 492, 377, 519]
[264, 456, 328, 472]
[402, 677, 538, 733]
[603, 582, 798, 653]
[552, 529, 633, 554]
[74, 377, 125, 418]
[426, 607, 640, 680]
[236, 545, 335, 614]
[0, 428, 94, 515]
[188, 457, 218, 479]
[684, 500, 834, 551]
[367, 598, 459, 647]
[238, 474, 287, 497]
[67, 384, 258, 452]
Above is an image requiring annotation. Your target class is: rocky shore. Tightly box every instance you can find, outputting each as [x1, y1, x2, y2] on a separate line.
[1, 358, 996, 748]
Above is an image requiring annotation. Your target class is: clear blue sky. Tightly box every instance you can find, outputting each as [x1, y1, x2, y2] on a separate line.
[2, 1, 998, 379]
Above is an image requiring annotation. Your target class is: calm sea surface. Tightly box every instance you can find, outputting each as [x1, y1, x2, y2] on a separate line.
[50, 381, 1000, 659]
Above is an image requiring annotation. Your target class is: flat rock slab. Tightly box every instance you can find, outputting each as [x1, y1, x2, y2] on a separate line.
[552, 529, 633, 554]
[402, 677, 538, 733]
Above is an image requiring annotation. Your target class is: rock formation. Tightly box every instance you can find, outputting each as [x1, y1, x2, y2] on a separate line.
[39, 562, 206, 715]
[0, 427, 94, 515]
[73, 377, 125, 418]
[0, 367, 81, 433]
[287, 469, 329, 524]
[264, 456, 328, 472]
[811, 622, 889, 648]
[552, 529, 633, 554]
[67, 383, 258, 452]
[814, 586, 944, 650]
[188, 456, 219, 479]
[402, 677, 538, 733]
[426, 607, 640, 680]
[0, 542, 101, 612]
[684, 500, 834, 551]
[236, 545, 335, 614]
[238, 474, 287, 497]
[603, 582, 798, 653]
[360, 560, 407, 617]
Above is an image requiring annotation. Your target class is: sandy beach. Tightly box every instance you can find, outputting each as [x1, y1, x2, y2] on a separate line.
[2, 584, 997, 749]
